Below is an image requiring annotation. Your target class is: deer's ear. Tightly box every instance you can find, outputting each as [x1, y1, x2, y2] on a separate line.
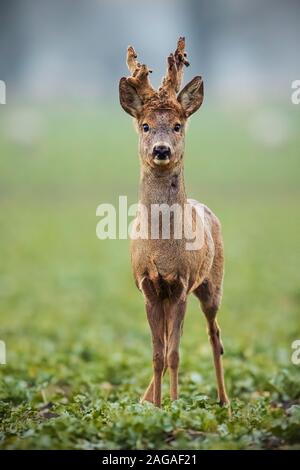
[119, 77, 143, 118]
[177, 76, 204, 117]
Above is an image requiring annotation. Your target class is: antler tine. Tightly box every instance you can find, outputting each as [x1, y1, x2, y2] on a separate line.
[160, 37, 189, 96]
[126, 45, 156, 103]
[126, 46, 139, 75]
[174, 36, 189, 92]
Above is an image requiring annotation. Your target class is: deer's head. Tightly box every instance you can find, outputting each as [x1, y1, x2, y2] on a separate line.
[119, 38, 204, 171]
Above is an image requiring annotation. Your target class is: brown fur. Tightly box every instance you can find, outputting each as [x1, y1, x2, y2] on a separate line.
[119, 38, 229, 407]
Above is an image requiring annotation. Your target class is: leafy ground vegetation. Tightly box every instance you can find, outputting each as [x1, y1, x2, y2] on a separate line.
[0, 104, 299, 449]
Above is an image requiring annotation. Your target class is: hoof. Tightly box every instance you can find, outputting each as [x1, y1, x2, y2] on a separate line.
[219, 398, 231, 416]
[140, 394, 154, 405]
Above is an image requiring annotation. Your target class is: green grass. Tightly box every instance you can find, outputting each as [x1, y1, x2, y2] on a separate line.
[0, 103, 300, 449]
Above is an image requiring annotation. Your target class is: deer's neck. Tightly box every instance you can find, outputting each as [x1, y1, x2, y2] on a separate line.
[139, 166, 187, 207]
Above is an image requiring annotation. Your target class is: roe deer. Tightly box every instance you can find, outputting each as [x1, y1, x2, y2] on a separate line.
[119, 38, 229, 407]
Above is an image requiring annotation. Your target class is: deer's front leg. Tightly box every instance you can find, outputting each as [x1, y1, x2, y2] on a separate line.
[166, 299, 187, 401]
[141, 362, 168, 404]
[145, 300, 165, 407]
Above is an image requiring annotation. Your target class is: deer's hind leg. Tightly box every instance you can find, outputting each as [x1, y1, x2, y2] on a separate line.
[194, 275, 229, 406]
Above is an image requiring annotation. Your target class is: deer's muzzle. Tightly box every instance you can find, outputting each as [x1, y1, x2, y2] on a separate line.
[152, 144, 171, 166]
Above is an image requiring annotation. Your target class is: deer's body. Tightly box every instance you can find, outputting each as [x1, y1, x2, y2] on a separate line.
[132, 171, 216, 293]
[119, 38, 229, 407]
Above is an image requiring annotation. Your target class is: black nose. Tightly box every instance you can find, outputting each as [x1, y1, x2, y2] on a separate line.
[153, 144, 171, 160]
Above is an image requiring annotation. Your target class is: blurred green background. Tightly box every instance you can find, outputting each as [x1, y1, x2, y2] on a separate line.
[0, 103, 299, 449]
[0, 0, 300, 450]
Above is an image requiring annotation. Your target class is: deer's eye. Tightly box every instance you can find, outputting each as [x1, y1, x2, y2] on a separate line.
[174, 123, 181, 132]
[142, 123, 150, 132]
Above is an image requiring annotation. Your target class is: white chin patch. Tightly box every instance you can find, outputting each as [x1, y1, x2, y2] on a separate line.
[153, 157, 170, 166]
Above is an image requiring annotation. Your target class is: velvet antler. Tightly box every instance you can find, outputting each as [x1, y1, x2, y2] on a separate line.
[120, 38, 195, 117]
[125, 46, 156, 103]
[159, 37, 190, 98]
